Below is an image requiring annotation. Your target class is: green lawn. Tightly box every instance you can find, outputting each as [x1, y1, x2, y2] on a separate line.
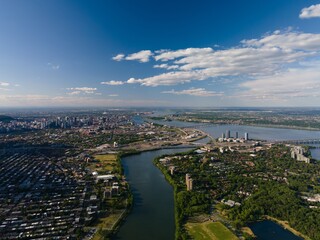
[185, 221, 238, 240]
[94, 154, 117, 162]
[92, 210, 124, 240]
[88, 154, 119, 173]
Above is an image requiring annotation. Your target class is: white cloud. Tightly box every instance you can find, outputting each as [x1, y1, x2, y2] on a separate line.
[67, 87, 97, 91]
[109, 94, 119, 97]
[153, 64, 179, 70]
[162, 88, 223, 97]
[0, 82, 20, 91]
[242, 31, 320, 51]
[68, 91, 81, 95]
[125, 50, 153, 62]
[118, 30, 320, 87]
[238, 62, 320, 101]
[101, 80, 125, 85]
[112, 51, 153, 62]
[127, 78, 139, 84]
[300, 4, 320, 19]
[67, 87, 97, 94]
[126, 71, 206, 86]
[47, 62, 60, 70]
[154, 48, 214, 61]
[112, 54, 125, 61]
[0, 82, 10, 87]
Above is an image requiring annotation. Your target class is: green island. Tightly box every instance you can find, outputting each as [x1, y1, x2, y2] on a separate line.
[154, 142, 320, 240]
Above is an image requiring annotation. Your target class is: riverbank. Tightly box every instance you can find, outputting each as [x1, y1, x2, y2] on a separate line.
[87, 152, 133, 240]
[153, 157, 185, 239]
[171, 118, 320, 131]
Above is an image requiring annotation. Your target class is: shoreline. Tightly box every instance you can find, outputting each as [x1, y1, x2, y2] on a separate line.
[172, 119, 320, 131]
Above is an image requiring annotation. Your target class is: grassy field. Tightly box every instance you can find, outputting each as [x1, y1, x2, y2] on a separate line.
[90, 154, 118, 173]
[185, 221, 238, 240]
[92, 210, 125, 240]
[96, 210, 124, 230]
[94, 154, 117, 162]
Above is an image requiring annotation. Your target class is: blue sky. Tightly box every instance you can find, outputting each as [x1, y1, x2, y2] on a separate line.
[1, 0, 320, 107]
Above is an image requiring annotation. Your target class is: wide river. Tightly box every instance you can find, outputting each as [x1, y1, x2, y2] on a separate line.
[151, 119, 320, 159]
[113, 148, 193, 240]
[114, 118, 320, 239]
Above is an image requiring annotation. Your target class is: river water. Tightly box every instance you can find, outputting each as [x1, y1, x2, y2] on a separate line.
[114, 148, 193, 240]
[151, 119, 320, 159]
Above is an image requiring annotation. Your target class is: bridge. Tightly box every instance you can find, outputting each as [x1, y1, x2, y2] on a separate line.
[271, 139, 320, 146]
[180, 123, 214, 128]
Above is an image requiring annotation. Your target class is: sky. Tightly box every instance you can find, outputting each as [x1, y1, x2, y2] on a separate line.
[1, 0, 320, 108]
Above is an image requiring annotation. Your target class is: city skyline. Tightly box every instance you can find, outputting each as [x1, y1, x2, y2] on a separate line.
[1, 0, 320, 107]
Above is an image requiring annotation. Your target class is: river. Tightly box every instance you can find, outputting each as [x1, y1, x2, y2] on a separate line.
[113, 148, 193, 240]
[150, 119, 320, 159]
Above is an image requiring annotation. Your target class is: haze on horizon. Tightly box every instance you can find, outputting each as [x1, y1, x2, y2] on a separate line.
[1, 0, 320, 108]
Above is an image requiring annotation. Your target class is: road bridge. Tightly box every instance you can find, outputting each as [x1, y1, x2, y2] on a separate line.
[271, 139, 320, 146]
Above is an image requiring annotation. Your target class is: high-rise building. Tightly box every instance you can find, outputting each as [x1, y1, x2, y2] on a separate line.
[188, 179, 193, 191]
[226, 130, 230, 139]
[186, 173, 193, 191]
[235, 132, 239, 139]
[170, 166, 175, 175]
[186, 173, 190, 185]
[244, 132, 249, 141]
[222, 133, 225, 139]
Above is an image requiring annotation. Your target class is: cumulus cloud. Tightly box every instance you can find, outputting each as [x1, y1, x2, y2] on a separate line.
[126, 71, 206, 86]
[67, 87, 97, 95]
[242, 31, 320, 51]
[300, 4, 320, 19]
[112, 51, 153, 63]
[154, 47, 214, 61]
[125, 50, 153, 62]
[127, 78, 138, 84]
[101, 80, 125, 85]
[162, 88, 223, 97]
[112, 54, 125, 61]
[116, 30, 320, 87]
[153, 64, 179, 70]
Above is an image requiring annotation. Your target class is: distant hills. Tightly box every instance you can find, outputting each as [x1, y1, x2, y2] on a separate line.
[0, 115, 14, 122]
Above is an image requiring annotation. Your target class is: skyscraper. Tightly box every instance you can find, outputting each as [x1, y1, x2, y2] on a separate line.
[226, 130, 230, 139]
[245, 132, 249, 141]
[186, 173, 193, 191]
